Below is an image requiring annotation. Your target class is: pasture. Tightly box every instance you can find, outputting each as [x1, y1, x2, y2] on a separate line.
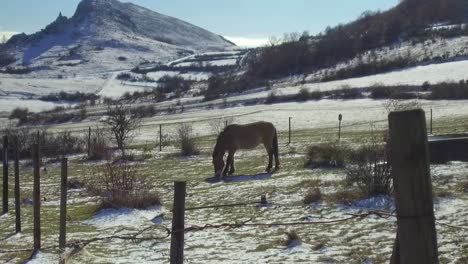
[0, 99, 468, 263]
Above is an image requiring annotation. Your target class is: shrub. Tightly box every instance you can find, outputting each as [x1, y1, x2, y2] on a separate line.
[265, 91, 278, 104]
[209, 117, 234, 135]
[336, 85, 362, 99]
[88, 126, 111, 161]
[430, 81, 468, 99]
[89, 161, 160, 209]
[303, 188, 322, 204]
[130, 105, 157, 118]
[305, 143, 348, 168]
[295, 87, 310, 101]
[0, 51, 16, 67]
[116, 72, 132, 81]
[177, 123, 199, 156]
[346, 139, 392, 197]
[9, 107, 29, 125]
[309, 89, 323, 100]
[283, 230, 301, 248]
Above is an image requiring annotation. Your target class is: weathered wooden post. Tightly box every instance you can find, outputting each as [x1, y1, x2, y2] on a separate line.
[32, 143, 41, 252]
[430, 108, 433, 135]
[2, 135, 8, 214]
[338, 114, 343, 141]
[159, 124, 162, 152]
[170, 181, 186, 264]
[14, 136, 20, 233]
[388, 109, 438, 264]
[288, 117, 292, 145]
[59, 158, 68, 251]
[87, 127, 91, 157]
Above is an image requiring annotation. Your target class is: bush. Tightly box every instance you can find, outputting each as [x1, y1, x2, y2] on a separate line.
[283, 230, 301, 248]
[295, 87, 310, 101]
[9, 107, 29, 124]
[209, 117, 234, 135]
[430, 81, 468, 99]
[1, 128, 86, 159]
[346, 139, 392, 197]
[305, 143, 348, 168]
[0, 51, 16, 67]
[130, 105, 157, 118]
[303, 188, 322, 204]
[116, 72, 132, 81]
[265, 91, 278, 104]
[309, 90, 323, 100]
[177, 123, 199, 156]
[335, 86, 362, 99]
[89, 161, 160, 209]
[88, 126, 111, 161]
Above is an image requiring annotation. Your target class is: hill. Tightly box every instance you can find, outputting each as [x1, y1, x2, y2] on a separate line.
[1, 0, 234, 75]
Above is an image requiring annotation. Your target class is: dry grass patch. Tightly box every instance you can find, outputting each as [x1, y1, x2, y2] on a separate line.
[303, 188, 322, 205]
[88, 161, 161, 209]
[325, 188, 366, 205]
[304, 143, 349, 168]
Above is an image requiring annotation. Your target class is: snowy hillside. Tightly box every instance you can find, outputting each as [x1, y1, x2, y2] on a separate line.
[2, 0, 234, 76]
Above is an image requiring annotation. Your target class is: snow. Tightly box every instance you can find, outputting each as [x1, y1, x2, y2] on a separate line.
[0, 97, 72, 113]
[25, 252, 59, 264]
[83, 206, 164, 229]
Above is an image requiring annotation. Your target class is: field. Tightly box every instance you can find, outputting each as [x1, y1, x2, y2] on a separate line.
[1, 97, 468, 263]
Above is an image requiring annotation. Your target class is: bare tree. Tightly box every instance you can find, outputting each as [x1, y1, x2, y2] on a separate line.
[209, 117, 234, 135]
[102, 102, 141, 157]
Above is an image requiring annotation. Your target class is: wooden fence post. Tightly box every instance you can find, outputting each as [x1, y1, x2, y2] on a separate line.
[338, 114, 343, 141]
[2, 135, 8, 214]
[87, 127, 91, 157]
[159, 124, 162, 152]
[59, 158, 68, 251]
[430, 108, 433, 135]
[32, 143, 41, 252]
[14, 136, 20, 233]
[170, 181, 186, 264]
[388, 109, 438, 264]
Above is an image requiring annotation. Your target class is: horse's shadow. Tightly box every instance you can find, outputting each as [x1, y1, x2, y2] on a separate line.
[206, 173, 272, 183]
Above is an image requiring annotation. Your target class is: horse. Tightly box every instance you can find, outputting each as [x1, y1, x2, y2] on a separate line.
[212, 121, 280, 178]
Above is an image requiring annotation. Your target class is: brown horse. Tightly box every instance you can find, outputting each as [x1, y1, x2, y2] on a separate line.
[212, 121, 280, 178]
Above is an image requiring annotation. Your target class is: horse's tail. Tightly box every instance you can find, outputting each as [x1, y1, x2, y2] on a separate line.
[273, 129, 279, 158]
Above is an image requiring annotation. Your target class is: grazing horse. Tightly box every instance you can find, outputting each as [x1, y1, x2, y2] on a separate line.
[212, 121, 280, 178]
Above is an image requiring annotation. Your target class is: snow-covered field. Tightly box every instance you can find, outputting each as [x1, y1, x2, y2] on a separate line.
[3, 54, 468, 114]
[1, 147, 467, 263]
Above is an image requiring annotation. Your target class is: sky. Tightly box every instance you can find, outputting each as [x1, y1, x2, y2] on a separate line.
[0, 0, 399, 47]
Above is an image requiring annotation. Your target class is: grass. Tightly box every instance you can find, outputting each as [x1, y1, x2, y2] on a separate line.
[0, 119, 467, 263]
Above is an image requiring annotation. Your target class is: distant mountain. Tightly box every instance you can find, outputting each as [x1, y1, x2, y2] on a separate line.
[3, 0, 235, 75]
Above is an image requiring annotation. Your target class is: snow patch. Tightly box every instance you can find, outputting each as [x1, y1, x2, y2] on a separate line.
[83, 206, 164, 229]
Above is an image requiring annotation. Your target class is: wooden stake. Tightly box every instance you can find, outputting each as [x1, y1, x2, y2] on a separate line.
[2, 135, 8, 214]
[59, 158, 68, 250]
[14, 136, 20, 233]
[32, 143, 41, 251]
[170, 181, 186, 264]
[389, 109, 438, 264]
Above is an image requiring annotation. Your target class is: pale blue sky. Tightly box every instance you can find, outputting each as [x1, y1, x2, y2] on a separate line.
[1, 0, 398, 45]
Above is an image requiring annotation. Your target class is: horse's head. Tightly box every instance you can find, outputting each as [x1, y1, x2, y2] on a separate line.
[212, 133, 226, 177]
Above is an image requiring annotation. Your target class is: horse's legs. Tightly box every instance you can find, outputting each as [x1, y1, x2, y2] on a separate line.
[274, 149, 280, 171]
[224, 151, 235, 176]
[266, 148, 273, 172]
[228, 151, 236, 175]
